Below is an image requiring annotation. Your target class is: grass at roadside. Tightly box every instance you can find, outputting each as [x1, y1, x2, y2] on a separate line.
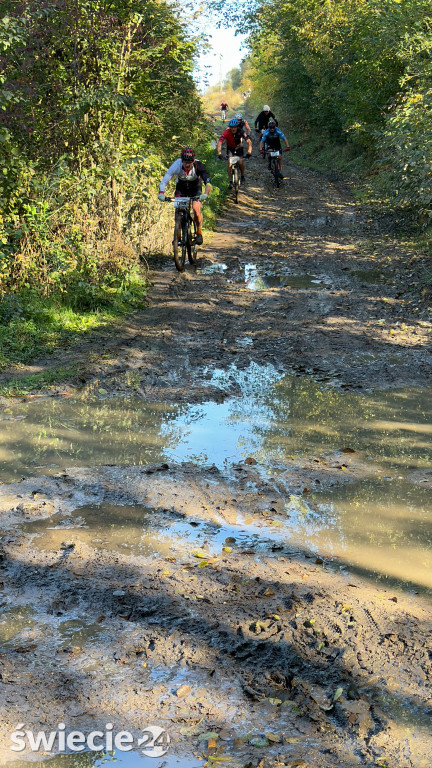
[0, 365, 79, 397]
[0, 281, 147, 372]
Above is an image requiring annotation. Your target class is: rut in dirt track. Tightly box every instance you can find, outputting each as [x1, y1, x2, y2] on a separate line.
[126, 149, 432, 406]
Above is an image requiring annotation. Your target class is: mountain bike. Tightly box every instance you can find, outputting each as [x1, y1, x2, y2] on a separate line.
[166, 196, 201, 272]
[221, 109, 226, 123]
[228, 154, 241, 203]
[268, 149, 282, 187]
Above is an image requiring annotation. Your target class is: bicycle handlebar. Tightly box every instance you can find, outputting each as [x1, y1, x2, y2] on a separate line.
[163, 196, 201, 202]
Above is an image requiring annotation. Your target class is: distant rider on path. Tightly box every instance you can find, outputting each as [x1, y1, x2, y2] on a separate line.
[158, 147, 211, 245]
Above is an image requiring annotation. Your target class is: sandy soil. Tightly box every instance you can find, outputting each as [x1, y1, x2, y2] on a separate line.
[0, 153, 431, 766]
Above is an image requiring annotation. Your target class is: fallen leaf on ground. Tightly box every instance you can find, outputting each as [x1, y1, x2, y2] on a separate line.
[333, 686, 344, 702]
[265, 731, 282, 743]
[176, 684, 191, 698]
[249, 736, 269, 747]
[197, 731, 219, 742]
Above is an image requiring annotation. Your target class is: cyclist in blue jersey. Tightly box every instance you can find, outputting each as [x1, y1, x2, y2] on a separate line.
[259, 119, 290, 178]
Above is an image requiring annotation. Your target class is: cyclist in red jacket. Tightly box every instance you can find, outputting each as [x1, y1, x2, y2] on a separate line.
[216, 118, 252, 186]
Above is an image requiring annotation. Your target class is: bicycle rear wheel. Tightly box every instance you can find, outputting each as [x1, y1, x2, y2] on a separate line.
[173, 213, 187, 272]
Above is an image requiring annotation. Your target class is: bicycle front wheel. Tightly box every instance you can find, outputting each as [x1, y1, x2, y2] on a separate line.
[272, 157, 280, 187]
[233, 167, 240, 204]
[173, 213, 186, 272]
[188, 221, 197, 265]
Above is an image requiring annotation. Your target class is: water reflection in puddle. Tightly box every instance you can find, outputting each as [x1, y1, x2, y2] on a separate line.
[277, 480, 432, 591]
[57, 618, 103, 647]
[23, 503, 288, 559]
[198, 261, 333, 291]
[350, 269, 388, 284]
[1, 363, 432, 592]
[7, 750, 203, 768]
[243, 263, 331, 291]
[199, 262, 228, 274]
[0, 605, 37, 645]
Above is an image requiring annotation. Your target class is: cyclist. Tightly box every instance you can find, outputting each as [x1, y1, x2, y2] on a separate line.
[158, 147, 211, 245]
[259, 119, 290, 178]
[254, 104, 278, 133]
[217, 118, 252, 187]
[220, 100, 229, 122]
[235, 112, 252, 136]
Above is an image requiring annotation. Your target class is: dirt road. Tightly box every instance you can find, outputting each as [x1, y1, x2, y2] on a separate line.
[0, 153, 431, 767]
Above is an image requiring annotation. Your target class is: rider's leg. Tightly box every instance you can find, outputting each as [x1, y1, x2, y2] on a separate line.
[278, 151, 284, 178]
[192, 200, 203, 244]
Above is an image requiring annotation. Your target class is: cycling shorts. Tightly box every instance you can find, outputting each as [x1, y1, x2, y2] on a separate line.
[175, 180, 201, 197]
[228, 146, 244, 158]
[265, 138, 282, 151]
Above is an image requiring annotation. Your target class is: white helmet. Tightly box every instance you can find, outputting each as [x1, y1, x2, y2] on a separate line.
[235, 112, 242, 119]
[263, 104, 270, 111]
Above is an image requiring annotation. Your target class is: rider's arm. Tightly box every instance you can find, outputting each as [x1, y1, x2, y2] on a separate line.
[196, 160, 211, 187]
[246, 136, 252, 155]
[275, 127, 289, 148]
[216, 138, 223, 156]
[159, 158, 182, 193]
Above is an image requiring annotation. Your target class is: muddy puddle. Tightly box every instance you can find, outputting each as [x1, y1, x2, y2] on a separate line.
[22, 502, 295, 559]
[350, 268, 389, 284]
[200, 260, 332, 290]
[1, 364, 431, 594]
[297, 210, 359, 233]
[0, 605, 37, 646]
[7, 752, 202, 768]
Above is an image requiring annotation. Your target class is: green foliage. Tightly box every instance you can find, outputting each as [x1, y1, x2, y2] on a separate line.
[0, 0, 210, 370]
[0, 286, 143, 370]
[212, 0, 432, 223]
[378, 87, 432, 221]
[225, 67, 242, 90]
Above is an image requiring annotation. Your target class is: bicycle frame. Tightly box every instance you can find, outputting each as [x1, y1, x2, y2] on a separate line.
[268, 149, 281, 187]
[228, 155, 241, 204]
[165, 196, 201, 272]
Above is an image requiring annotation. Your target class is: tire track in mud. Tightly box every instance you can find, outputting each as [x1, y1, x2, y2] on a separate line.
[1, 463, 432, 766]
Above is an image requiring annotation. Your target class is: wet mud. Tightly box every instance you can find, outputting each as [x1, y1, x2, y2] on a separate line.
[0, 150, 432, 766]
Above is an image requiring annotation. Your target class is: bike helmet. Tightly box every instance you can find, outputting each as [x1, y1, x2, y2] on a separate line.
[228, 118, 239, 127]
[235, 112, 243, 120]
[181, 147, 195, 161]
[263, 104, 270, 111]
[268, 119, 276, 127]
